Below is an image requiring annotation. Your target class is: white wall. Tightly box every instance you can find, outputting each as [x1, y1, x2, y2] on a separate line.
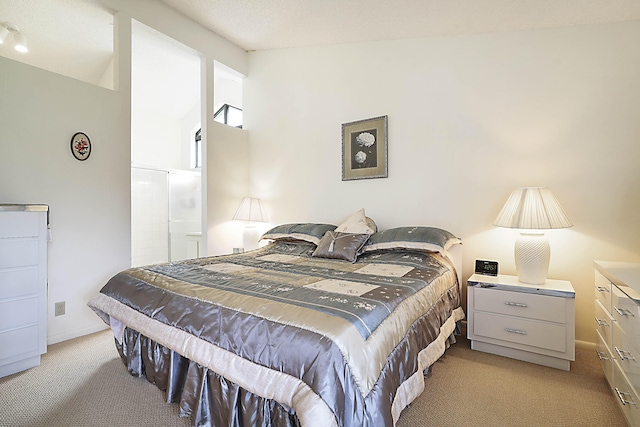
[207, 121, 250, 255]
[131, 107, 183, 169]
[0, 56, 131, 343]
[245, 20, 640, 346]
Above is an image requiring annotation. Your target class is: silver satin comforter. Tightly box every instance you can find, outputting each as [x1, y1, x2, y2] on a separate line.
[89, 241, 464, 427]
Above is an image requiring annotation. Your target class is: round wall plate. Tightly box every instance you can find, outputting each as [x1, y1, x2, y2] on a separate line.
[70, 132, 91, 161]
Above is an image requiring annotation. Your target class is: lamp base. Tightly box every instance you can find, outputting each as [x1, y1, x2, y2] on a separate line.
[514, 232, 550, 285]
[242, 225, 261, 251]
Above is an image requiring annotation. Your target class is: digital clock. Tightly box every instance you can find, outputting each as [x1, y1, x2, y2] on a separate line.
[475, 260, 499, 276]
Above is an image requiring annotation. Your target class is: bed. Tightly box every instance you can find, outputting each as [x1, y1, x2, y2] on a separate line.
[89, 214, 464, 427]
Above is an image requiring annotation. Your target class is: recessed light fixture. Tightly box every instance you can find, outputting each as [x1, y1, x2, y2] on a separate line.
[0, 22, 29, 53]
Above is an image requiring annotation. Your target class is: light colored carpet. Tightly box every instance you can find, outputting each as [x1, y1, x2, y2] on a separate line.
[0, 329, 627, 427]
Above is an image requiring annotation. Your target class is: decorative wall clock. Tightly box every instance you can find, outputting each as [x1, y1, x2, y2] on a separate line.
[70, 132, 91, 161]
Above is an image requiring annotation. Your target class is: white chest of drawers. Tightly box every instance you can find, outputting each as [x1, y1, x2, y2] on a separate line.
[467, 273, 575, 371]
[0, 205, 48, 378]
[594, 261, 640, 427]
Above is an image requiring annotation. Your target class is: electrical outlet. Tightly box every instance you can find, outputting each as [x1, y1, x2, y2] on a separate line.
[54, 301, 65, 316]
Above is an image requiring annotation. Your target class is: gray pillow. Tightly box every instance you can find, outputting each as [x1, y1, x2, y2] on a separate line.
[312, 231, 370, 263]
[261, 223, 337, 245]
[362, 226, 461, 254]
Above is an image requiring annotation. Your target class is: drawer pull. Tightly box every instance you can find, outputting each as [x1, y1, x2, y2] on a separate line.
[596, 286, 610, 293]
[613, 306, 635, 317]
[615, 347, 636, 361]
[595, 318, 610, 327]
[615, 388, 637, 406]
[596, 351, 610, 361]
[504, 301, 528, 308]
[505, 328, 527, 335]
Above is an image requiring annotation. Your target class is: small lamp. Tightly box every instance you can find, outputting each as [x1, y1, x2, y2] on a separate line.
[494, 187, 572, 285]
[233, 197, 267, 251]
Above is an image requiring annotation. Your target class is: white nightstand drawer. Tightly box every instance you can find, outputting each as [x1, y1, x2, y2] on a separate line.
[473, 311, 567, 353]
[595, 299, 614, 348]
[595, 271, 612, 313]
[614, 361, 640, 426]
[474, 287, 566, 324]
[596, 330, 614, 387]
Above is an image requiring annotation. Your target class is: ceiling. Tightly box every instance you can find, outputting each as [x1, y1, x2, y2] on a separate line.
[160, 0, 640, 51]
[3, 0, 640, 82]
[2, 0, 640, 116]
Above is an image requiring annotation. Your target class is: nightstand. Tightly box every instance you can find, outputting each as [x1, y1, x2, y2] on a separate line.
[467, 274, 575, 371]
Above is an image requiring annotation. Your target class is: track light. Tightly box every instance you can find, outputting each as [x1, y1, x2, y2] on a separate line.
[0, 25, 9, 44]
[0, 22, 28, 53]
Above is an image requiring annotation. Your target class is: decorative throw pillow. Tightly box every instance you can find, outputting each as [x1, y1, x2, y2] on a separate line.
[261, 223, 337, 245]
[362, 226, 461, 254]
[335, 209, 377, 235]
[312, 231, 370, 263]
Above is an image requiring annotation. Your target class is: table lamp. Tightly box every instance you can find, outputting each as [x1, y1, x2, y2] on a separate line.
[233, 197, 267, 251]
[494, 187, 572, 285]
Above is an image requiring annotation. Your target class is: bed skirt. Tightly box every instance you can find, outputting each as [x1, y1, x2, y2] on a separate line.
[114, 323, 461, 427]
[115, 327, 301, 427]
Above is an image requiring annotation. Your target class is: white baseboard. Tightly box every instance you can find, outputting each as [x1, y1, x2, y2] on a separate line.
[47, 323, 109, 345]
[575, 340, 595, 351]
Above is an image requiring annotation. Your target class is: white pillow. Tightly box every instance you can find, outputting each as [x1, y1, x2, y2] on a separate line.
[335, 209, 376, 234]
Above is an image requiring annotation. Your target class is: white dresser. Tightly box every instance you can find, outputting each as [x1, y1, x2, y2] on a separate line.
[594, 261, 640, 426]
[467, 273, 575, 371]
[0, 204, 49, 378]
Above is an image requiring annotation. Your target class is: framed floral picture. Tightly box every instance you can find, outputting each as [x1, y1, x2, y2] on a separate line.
[70, 132, 91, 161]
[342, 115, 388, 181]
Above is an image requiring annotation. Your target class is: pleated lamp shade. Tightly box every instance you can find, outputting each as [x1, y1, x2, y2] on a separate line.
[494, 187, 572, 285]
[233, 197, 267, 223]
[494, 187, 572, 230]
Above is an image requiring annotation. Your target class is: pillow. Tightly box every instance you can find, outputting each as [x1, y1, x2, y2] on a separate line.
[261, 223, 337, 245]
[335, 209, 377, 234]
[312, 231, 370, 263]
[362, 226, 461, 254]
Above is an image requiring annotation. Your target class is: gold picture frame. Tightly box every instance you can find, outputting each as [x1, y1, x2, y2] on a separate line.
[342, 115, 388, 181]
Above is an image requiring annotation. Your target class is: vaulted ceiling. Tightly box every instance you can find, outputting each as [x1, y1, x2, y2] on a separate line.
[160, 0, 640, 51]
[2, 0, 640, 111]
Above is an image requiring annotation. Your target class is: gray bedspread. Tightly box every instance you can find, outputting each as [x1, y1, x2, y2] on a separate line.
[89, 241, 464, 427]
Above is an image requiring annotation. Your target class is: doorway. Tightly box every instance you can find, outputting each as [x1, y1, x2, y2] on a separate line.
[130, 20, 202, 267]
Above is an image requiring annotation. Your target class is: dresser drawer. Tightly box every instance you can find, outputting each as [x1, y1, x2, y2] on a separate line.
[0, 324, 39, 360]
[0, 240, 40, 269]
[473, 311, 567, 352]
[0, 211, 40, 238]
[594, 272, 612, 314]
[0, 268, 39, 300]
[596, 330, 614, 387]
[614, 361, 640, 426]
[474, 287, 566, 323]
[595, 299, 614, 348]
[0, 297, 39, 331]
[614, 322, 640, 392]
[612, 286, 640, 350]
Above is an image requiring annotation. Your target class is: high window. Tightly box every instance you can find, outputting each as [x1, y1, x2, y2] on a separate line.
[213, 104, 243, 128]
